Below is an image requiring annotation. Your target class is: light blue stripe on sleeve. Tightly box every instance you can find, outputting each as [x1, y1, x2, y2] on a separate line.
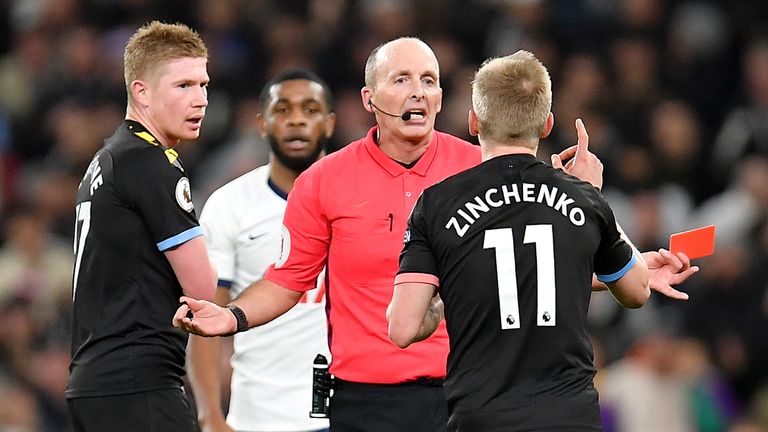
[596, 253, 638, 283]
[156, 226, 204, 251]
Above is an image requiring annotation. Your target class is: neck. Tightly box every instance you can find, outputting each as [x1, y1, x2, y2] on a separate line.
[268, 158, 302, 194]
[125, 104, 177, 148]
[376, 126, 432, 164]
[480, 138, 538, 161]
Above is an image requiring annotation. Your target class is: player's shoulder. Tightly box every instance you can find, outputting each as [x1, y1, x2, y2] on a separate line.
[105, 125, 179, 173]
[211, 165, 269, 198]
[205, 165, 270, 209]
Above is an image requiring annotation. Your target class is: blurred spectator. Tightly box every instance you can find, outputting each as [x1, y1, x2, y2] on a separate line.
[691, 156, 768, 248]
[0, 205, 72, 315]
[648, 98, 712, 203]
[683, 237, 768, 406]
[598, 334, 736, 432]
[712, 37, 768, 188]
[609, 35, 662, 148]
[0, 378, 39, 431]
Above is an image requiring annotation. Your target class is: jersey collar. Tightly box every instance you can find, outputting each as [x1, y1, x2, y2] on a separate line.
[125, 120, 161, 146]
[363, 126, 439, 178]
[125, 120, 184, 172]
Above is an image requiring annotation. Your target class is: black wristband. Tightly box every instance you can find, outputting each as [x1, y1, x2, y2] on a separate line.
[226, 305, 249, 335]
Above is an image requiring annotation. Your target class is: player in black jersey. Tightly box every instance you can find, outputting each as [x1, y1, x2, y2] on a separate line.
[66, 21, 217, 432]
[387, 51, 691, 431]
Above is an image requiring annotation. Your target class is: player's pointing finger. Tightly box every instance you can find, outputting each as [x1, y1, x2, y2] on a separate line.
[575, 118, 589, 158]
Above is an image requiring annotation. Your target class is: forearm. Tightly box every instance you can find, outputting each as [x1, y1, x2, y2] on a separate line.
[388, 284, 441, 348]
[229, 278, 303, 328]
[410, 300, 443, 343]
[409, 295, 444, 344]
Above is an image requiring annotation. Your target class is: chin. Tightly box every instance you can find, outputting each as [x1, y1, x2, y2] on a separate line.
[400, 126, 431, 140]
[180, 131, 201, 141]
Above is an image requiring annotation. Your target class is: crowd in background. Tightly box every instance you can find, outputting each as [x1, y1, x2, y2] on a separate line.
[0, 0, 767, 430]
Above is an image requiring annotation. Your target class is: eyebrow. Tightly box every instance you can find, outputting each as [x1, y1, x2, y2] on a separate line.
[274, 97, 322, 105]
[390, 69, 438, 79]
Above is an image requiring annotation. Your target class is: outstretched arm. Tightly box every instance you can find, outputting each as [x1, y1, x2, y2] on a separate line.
[173, 278, 303, 336]
[592, 249, 698, 300]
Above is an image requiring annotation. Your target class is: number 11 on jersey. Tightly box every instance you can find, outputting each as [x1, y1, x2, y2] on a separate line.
[484, 225, 556, 330]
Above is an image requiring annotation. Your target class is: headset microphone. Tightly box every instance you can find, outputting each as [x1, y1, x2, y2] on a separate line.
[369, 100, 412, 121]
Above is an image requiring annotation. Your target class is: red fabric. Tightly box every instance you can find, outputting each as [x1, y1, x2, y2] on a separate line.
[265, 127, 480, 383]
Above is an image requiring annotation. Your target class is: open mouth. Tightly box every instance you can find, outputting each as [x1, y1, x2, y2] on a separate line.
[283, 135, 310, 150]
[405, 110, 426, 120]
[187, 116, 204, 127]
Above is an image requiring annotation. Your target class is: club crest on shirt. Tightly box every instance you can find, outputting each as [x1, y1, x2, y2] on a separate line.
[274, 224, 291, 268]
[175, 177, 194, 212]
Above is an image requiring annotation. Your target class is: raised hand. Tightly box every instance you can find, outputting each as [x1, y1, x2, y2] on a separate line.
[173, 296, 236, 336]
[643, 249, 699, 300]
[551, 118, 603, 191]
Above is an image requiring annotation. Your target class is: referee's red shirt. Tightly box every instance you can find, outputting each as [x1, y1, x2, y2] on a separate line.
[265, 127, 481, 383]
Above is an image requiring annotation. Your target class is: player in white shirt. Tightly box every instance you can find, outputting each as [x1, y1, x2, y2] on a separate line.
[187, 69, 336, 432]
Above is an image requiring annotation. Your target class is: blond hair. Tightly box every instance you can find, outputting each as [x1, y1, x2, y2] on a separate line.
[471, 50, 552, 145]
[123, 21, 208, 100]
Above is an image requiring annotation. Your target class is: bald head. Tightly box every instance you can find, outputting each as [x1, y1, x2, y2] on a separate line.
[364, 37, 439, 89]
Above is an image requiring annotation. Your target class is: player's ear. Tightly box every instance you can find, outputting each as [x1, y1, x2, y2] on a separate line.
[468, 109, 479, 137]
[256, 113, 267, 137]
[324, 112, 337, 138]
[130, 80, 149, 107]
[541, 112, 554, 139]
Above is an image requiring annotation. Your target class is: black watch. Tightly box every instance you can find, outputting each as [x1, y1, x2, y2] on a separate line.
[226, 305, 249, 335]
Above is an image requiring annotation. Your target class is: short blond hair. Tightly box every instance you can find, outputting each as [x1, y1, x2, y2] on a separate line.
[471, 50, 552, 145]
[123, 21, 208, 99]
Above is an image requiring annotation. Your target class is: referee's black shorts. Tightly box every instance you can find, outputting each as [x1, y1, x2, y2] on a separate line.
[67, 388, 197, 432]
[330, 378, 447, 432]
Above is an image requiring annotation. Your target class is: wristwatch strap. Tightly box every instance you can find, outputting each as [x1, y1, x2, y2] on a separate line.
[226, 304, 249, 335]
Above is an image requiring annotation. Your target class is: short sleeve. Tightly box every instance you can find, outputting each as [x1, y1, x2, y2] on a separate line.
[592, 194, 635, 282]
[264, 166, 330, 292]
[117, 147, 202, 251]
[199, 188, 237, 288]
[395, 192, 439, 284]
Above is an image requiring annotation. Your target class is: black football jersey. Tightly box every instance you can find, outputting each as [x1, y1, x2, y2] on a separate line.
[66, 120, 202, 398]
[398, 154, 634, 430]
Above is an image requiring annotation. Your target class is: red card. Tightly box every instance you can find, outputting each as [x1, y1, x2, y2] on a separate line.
[669, 225, 716, 259]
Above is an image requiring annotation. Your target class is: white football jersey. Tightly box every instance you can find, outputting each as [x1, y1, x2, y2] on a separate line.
[200, 165, 330, 431]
